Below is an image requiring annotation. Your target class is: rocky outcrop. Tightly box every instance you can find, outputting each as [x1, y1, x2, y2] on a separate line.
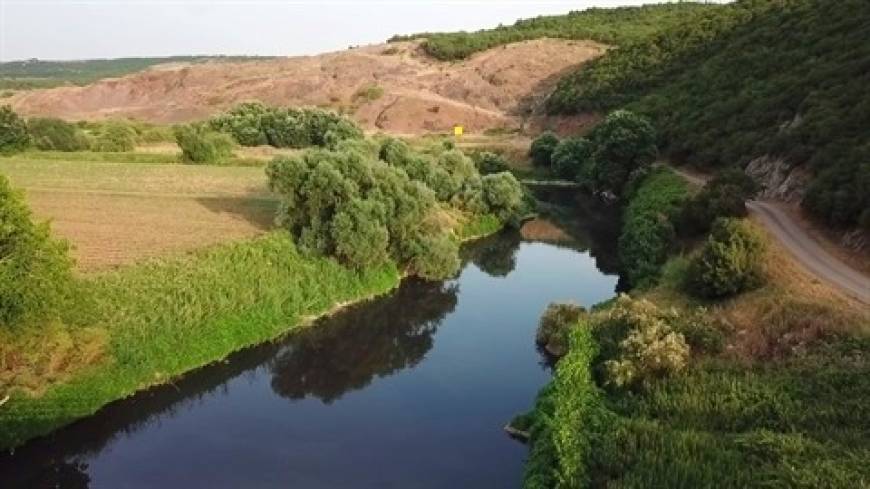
[744, 156, 812, 203]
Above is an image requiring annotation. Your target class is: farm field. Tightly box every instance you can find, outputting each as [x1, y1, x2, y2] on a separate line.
[0, 156, 277, 270]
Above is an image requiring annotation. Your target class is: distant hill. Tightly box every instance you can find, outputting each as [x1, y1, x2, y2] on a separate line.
[0, 56, 273, 89]
[546, 0, 869, 230]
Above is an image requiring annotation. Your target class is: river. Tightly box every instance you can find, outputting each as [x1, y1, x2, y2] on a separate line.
[0, 190, 620, 488]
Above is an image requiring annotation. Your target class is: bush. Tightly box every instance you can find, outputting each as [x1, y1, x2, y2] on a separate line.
[679, 168, 760, 236]
[0, 175, 73, 326]
[588, 110, 657, 196]
[535, 302, 586, 357]
[471, 151, 509, 175]
[597, 295, 690, 390]
[0, 105, 29, 153]
[174, 124, 234, 164]
[92, 122, 137, 152]
[529, 131, 559, 167]
[407, 232, 460, 280]
[688, 218, 766, 299]
[331, 198, 390, 268]
[551, 137, 593, 180]
[27, 117, 90, 151]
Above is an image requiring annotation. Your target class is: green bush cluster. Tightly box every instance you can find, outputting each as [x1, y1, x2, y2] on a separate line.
[91, 121, 137, 152]
[0, 175, 74, 326]
[679, 168, 760, 236]
[209, 102, 363, 149]
[470, 151, 509, 175]
[26, 118, 90, 152]
[550, 137, 592, 181]
[267, 139, 524, 279]
[0, 105, 29, 153]
[548, 0, 869, 229]
[390, 3, 715, 61]
[534, 302, 585, 358]
[174, 124, 235, 164]
[618, 167, 690, 288]
[688, 218, 766, 299]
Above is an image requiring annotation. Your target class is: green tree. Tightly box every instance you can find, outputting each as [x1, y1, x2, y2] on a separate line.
[589, 110, 657, 196]
[482, 172, 526, 224]
[27, 117, 90, 151]
[0, 175, 73, 325]
[93, 122, 137, 152]
[174, 124, 234, 164]
[529, 131, 559, 167]
[679, 168, 760, 235]
[331, 198, 390, 268]
[472, 151, 510, 175]
[551, 137, 593, 181]
[0, 105, 29, 153]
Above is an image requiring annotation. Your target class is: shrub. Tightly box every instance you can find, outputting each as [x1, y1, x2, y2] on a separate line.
[353, 84, 384, 102]
[92, 122, 137, 152]
[174, 124, 234, 164]
[551, 137, 593, 181]
[331, 198, 390, 268]
[0, 105, 29, 153]
[27, 118, 90, 151]
[0, 175, 73, 326]
[688, 218, 766, 299]
[588, 110, 657, 196]
[597, 295, 690, 389]
[407, 232, 460, 280]
[529, 131, 559, 167]
[471, 151, 510, 175]
[535, 302, 586, 357]
[679, 168, 760, 236]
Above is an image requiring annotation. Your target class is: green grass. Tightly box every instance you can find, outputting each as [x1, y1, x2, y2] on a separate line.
[0, 232, 401, 449]
[6, 149, 266, 167]
[456, 213, 502, 241]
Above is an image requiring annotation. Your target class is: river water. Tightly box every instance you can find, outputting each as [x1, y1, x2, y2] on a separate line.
[1, 191, 620, 488]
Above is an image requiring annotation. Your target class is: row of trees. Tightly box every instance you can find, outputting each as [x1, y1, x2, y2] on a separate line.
[266, 138, 526, 279]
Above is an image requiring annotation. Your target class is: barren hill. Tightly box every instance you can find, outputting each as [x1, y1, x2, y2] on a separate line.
[10, 39, 605, 134]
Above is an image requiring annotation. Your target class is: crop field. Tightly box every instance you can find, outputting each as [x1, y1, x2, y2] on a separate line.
[0, 156, 277, 270]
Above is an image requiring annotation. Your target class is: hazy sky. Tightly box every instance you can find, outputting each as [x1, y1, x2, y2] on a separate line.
[1, 1, 693, 61]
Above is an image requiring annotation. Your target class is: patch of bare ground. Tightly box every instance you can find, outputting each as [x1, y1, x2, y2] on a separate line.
[10, 39, 606, 135]
[520, 218, 572, 243]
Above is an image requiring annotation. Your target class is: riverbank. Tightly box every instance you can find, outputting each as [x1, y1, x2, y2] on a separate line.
[515, 171, 870, 487]
[0, 213, 502, 451]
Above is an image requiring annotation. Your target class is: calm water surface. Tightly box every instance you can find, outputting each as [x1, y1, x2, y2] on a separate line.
[1, 192, 620, 488]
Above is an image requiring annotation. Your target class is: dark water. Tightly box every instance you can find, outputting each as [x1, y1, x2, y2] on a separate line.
[1, 191, 620, 489]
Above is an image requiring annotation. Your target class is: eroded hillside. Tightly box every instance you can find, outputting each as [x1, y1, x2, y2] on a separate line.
[10, 39, 605, 134]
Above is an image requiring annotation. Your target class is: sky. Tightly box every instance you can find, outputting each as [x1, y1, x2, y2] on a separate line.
[1, 1, 698, 61]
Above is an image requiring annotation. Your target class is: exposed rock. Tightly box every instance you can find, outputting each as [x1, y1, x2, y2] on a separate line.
[744, 156, 812, 203]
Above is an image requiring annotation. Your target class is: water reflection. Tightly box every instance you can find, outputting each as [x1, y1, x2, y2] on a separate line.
[270, 280, 457, 403]
[462, 231, 522, 278]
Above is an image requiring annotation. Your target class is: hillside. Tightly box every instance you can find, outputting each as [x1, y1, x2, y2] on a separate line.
[0, 56, 270, 90]
[547, 0, 870, 231]
[7, 40, 604, 134]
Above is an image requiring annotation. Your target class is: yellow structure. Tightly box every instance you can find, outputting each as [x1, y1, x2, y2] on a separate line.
[453, 125, 464, 137]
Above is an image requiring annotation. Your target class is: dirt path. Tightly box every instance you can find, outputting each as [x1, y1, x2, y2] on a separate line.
[671, 167, 870, 304]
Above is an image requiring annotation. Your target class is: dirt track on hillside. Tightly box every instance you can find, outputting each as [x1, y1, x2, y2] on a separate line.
[10, 39, 606, 134]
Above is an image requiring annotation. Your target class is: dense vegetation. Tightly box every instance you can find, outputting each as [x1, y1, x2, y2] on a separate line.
[548, 0, 870, 229]
[0, 105, 29, 153]
[174, 124, 235, 164]
[209, 102, 362, 149]
[26, 118, 89, 151]
[688, 218, 766, 299]
[266, 138, 526, 279]
[389, 3, 718, 61]
[0, 55, 272, 90]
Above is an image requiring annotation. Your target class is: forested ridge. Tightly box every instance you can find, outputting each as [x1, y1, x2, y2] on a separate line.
[548, 0, 869, 229]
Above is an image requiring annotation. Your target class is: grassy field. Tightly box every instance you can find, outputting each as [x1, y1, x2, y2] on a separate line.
[0, 156, 276, 270]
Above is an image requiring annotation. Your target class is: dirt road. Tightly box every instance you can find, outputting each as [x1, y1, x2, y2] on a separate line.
[672, 167, 869, 304]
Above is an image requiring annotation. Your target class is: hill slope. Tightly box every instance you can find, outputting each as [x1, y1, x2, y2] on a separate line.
[547, 0, 870, 230]
[8, 40, 604, 134]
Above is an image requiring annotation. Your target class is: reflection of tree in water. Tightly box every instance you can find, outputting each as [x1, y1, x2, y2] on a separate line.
[270, 279, 458, 404]
[461, 231, 522, 278]
[17, 459, 90, 489]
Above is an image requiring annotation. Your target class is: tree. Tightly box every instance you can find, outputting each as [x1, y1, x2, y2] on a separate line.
[0, 175, 73, 325]
[551, 137, 593, 181]
[331, 198, 390, 268]
[472, 151, 510, 175]
[93, 122, 137, 152]
[0, 105, 29, 154]
[589, 110, 657, 196]
[529, 131, 559, 167]
[679, 168, 760, 235]
[482, 172, 526, 224]
[688, 218, 766, 299]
